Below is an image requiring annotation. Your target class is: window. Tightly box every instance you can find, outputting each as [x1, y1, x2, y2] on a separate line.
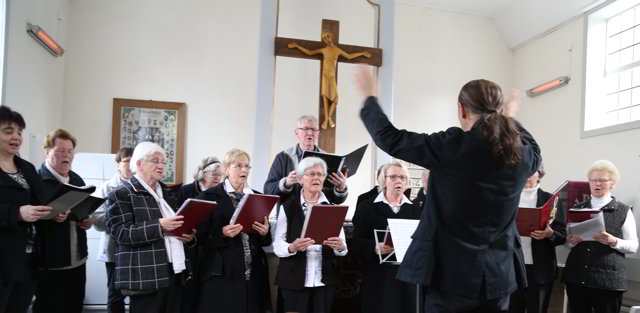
[583, 0, 640, 137]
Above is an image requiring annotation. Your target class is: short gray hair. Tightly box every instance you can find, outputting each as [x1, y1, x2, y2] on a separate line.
[380, 161, 409, 191]
[376, 164, 386, 187]
[296, 157, 327, 176]
[193, 156, 221, 182]
[130, 142, 165, 174]
[587, 159, 620, 185]
[296, 115, 318, 128]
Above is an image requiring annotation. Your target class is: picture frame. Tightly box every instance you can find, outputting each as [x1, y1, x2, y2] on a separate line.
[111, 98, 186, 184]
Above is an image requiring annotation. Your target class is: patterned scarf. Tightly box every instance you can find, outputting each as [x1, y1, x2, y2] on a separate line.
[229, 191, 252, 281]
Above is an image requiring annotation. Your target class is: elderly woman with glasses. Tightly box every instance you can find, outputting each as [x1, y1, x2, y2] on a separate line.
[562, 160, 638, 313]
[196, 149, 272, 313]
[352, 161, 422, 313]
[273, 156, 347, 313]
[106, 142, 196, 313]
[178, 156, 223, 206]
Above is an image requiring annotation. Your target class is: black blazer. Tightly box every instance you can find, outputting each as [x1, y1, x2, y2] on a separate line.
[352, 186, 379, 226]
[196, 183, 272, 313]
[0, 156, 47, 282]
[37, 164, 88, 268]
[177, 181, 202, 206]
[361, 96, 541, 300]
[528, 188, 566, 285]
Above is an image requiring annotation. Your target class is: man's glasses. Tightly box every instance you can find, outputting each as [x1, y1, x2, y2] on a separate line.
[297, 127, 320, 133]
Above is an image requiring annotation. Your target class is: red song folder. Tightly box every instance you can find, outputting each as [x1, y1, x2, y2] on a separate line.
[166, 199, 217, 236]
[516, 193, 557, 236]
[300, 205, 348, 243]
[229, 194, 280, 234]
[567, 208, 602, 223]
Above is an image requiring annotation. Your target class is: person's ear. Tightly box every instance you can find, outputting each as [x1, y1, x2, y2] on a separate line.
[458, 103, 468, 119]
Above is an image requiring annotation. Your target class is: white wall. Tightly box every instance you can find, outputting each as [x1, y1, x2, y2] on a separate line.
[4, 0, 68, 165]
[513, 17, 640, 275]
[393, 4, 514, 138]
[61, 0, 262, 183]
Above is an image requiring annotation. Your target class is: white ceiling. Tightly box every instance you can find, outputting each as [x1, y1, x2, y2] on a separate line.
[397, 0, 606, 48]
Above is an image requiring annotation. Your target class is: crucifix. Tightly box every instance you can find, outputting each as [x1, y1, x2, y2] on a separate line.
[275, 19, 382, 152]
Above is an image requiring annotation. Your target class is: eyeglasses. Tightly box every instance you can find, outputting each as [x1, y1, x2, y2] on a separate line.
[144, 159, 167, 165]
[297, 127, 320, 133]
[230, 164, 251, 170]
[206, 172, 222, 178]
[589, 178, 611, 183]
[304, 171, 325, 178]
[386, 175, 407, 181]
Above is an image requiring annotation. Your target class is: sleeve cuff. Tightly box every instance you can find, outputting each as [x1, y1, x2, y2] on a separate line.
[279, 177, 293, 193]
[333, 186, 348, 196]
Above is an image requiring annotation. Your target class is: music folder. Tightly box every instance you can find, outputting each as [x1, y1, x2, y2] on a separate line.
[70, 196, 106, 221]
[567, 208, 602, 223]
[301, 144, 368, 187]
[166, 199, 217, 236]
[43, 183, 97, 220]
[516, 195, 557, 236]
[373, 228, 396, 264]
[300, 205, 348, 243]
[229, 194, 280, 234]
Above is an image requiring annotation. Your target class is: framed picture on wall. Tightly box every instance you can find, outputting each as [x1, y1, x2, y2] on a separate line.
[111, 98, 186, 185]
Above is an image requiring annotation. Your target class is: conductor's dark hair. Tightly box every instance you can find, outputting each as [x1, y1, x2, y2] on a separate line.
[458, 79, 522, 167]
[0, 105, 26, 129]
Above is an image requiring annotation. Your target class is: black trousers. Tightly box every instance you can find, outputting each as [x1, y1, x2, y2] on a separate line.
[280, 285, 336, 313]
[565, 283, 623, 313]
[508, 265, 554, 313]
[425, 288, 510, 313]
[32, 263, 86, 313]
[105, 262, 126, 313]
[0, 254, 37, 313]
[130, 270, 182, 313]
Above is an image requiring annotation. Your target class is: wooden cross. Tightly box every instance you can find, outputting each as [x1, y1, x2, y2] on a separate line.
[275, 19, 382, 152]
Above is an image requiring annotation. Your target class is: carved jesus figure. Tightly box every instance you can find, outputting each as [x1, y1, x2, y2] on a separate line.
[288, 31, 371, 129]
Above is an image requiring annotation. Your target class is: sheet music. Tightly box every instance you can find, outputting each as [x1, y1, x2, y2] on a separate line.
[387, 219, 420, 263]
[567, 213, 606, 241]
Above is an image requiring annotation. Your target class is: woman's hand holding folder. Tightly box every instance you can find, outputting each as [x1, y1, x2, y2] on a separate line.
[288, 238, 315, 253]
[375, 243, 393, 255]
[222, 224, 243, 238]
[251, 216, 269, 236]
